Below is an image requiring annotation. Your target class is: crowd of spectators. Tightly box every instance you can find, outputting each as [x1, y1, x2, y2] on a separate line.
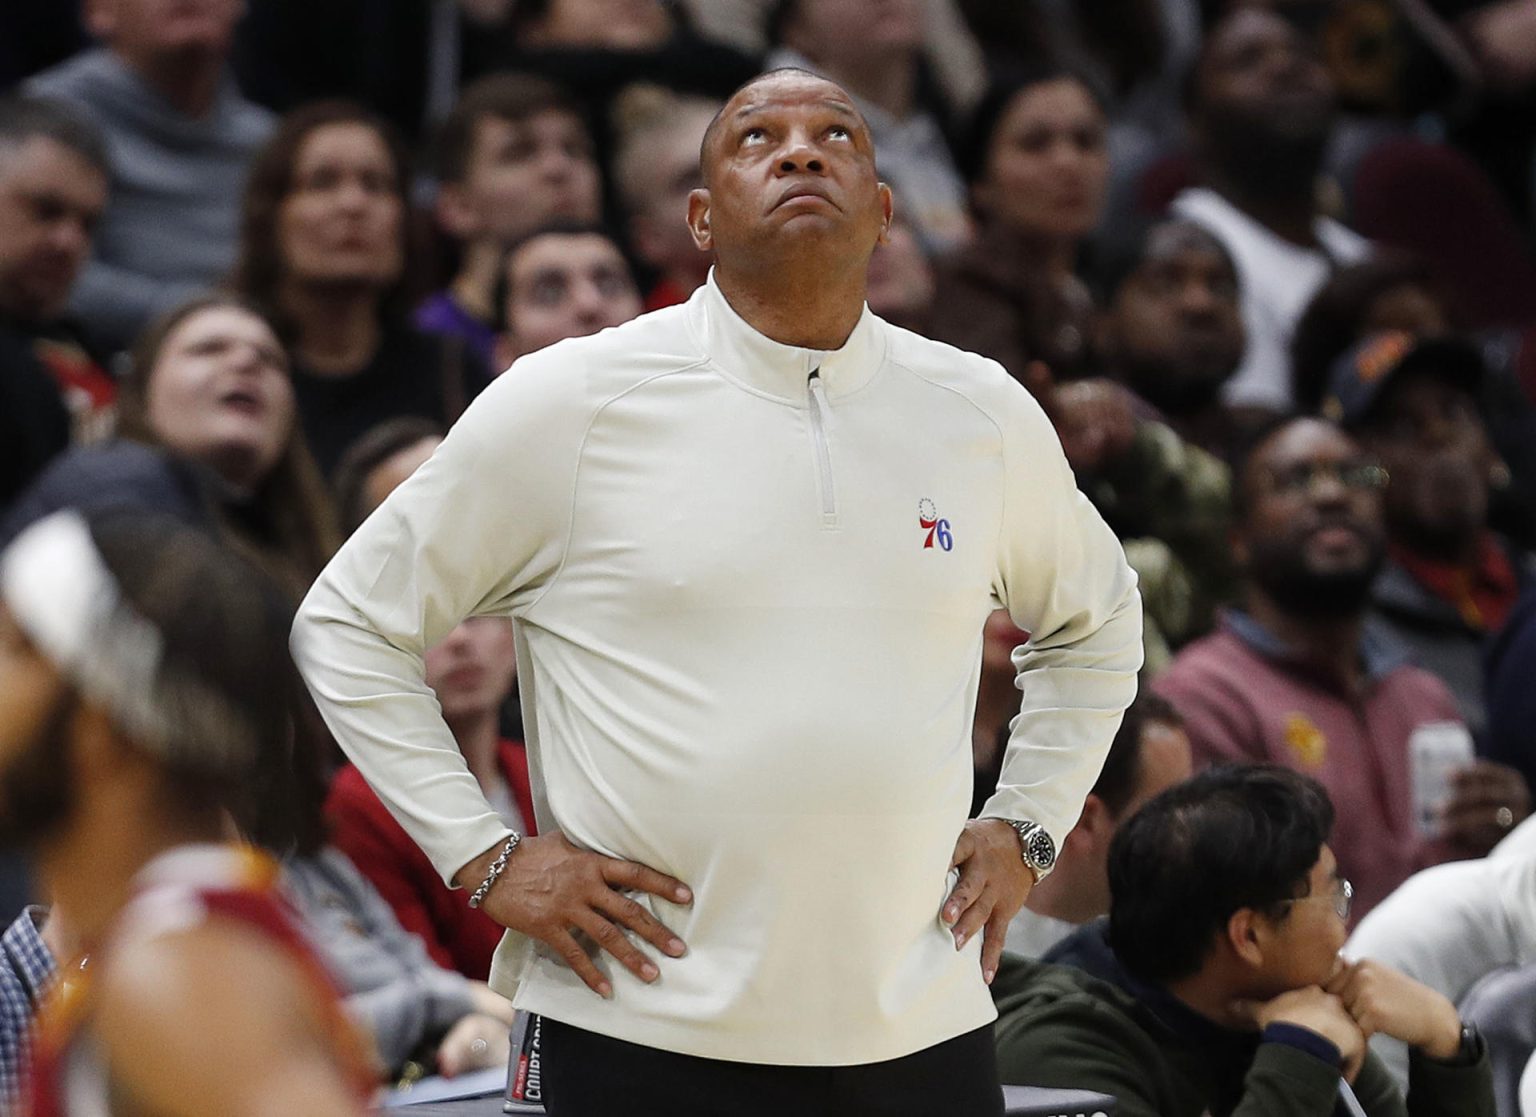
[7, 0, 1536, 1110]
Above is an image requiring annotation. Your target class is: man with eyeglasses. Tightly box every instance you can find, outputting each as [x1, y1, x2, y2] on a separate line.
[991, 765, 1492, 1117]
[1155, 415, 1491, 920]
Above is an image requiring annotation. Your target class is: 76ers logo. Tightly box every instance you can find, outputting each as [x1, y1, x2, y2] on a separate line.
[918, 499, 953, 551]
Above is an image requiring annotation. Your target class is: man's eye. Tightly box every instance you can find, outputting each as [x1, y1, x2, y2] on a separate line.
[742, 128, 768, 145]
[828, 126, 851, 140]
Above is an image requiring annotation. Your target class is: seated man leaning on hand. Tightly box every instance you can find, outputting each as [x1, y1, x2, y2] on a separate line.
[992, 765, 1495, 1117]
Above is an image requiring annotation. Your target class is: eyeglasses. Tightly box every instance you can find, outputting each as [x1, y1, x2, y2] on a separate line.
[1262, 462, 1389, 499]
[1279, 877, 1353, 922]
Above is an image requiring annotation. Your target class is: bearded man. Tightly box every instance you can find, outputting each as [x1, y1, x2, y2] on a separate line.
[1156, 417, 1519, 921]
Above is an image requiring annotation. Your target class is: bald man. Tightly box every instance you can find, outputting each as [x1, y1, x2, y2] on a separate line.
[295, 69, 1141, 1116]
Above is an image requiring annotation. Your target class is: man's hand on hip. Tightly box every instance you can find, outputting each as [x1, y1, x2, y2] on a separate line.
[943, 819, 1034, 985]
[454, 832, 692, 998]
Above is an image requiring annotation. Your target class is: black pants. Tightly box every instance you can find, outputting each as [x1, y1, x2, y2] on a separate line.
[541, 1017, 1005, 1117]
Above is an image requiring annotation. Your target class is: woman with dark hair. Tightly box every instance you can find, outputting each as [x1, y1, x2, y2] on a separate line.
[234, 100, 488, 475]
[929, 66, 1110, 389]
[5, 295, 338, 598]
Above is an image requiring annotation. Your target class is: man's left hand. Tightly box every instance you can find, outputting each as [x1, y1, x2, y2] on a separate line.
[943, 819, 1035, 985]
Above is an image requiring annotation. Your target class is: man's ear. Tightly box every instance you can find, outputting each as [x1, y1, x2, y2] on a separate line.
[435, 183, 481, 241]
[1225, 907, 1267, 969]
[877, 183, 894, 246]
[686, 188, 713, 253]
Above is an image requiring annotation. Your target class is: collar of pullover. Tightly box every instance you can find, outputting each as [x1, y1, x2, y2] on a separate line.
[690, 270, 885, 404]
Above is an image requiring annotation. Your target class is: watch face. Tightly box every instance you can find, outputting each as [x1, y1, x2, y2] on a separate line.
[1028, 831, 1056, 870]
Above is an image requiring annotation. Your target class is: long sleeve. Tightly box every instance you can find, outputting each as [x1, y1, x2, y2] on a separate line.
[980, 378, 1143, 845]
[292, 355, 585, 885]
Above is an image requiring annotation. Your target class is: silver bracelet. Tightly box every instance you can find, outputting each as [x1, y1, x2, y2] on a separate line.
[467, 833, 522, 909]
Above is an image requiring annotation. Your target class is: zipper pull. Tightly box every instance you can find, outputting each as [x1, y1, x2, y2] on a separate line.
[808, 369, 834, 431]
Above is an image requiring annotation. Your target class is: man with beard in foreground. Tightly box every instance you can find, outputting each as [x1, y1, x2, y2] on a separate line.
[1155, 417, 1482, 921]
[0, 510, 371, 1115]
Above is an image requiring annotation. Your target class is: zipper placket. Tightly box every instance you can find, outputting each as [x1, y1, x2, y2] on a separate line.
[806, 368, 839, 528]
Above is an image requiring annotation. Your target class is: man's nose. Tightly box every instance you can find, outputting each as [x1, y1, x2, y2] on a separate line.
[1178, 280, 1221, 319]
[776, 132, 825, 174]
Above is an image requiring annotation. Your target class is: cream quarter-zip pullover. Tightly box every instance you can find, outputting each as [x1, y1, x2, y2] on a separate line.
[293, 274, 1142, 1065]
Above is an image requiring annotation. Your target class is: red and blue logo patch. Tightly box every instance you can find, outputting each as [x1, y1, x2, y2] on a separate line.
[918, 499, 953, 551]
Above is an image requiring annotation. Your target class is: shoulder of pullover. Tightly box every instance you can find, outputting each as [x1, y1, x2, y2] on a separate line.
[502, 303, 706, 411]
[881, 322, 1055, 443]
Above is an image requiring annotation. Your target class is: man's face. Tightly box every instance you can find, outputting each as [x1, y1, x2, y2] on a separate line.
[1194, 8, 1334, 153]
[1250, 845, 1349, 997]
[423, 617, 518, 724]
[444, 110, 601, 248]
[1106, 223, 1244, 412]
[1238, 419, 1388, 618]
[0, 137, 107, 322]
[499, 233, 642, 363]
[88, 0, 244, 65]
[626, 107, 715, 283]
[689, 72, 892, 277]
[1357, 371, 1494, 555]
[0, 605, 78, 850]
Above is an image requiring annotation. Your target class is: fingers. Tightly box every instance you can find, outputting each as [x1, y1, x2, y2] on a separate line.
[548, 927, 613, 998]
[943, 860, 982, 927]
[949, 884, 994, 952]
[980, 909, 1010, 985]
[601, 857, 693, 905]
[573, 908, 662, 986]
[594, 888, 688, 958]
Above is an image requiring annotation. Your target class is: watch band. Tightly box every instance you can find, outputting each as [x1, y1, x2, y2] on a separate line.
[1000, 819, 1056, 882]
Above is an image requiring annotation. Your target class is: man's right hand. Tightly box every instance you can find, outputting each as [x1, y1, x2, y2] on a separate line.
[454, 832, 692, 997]
[1234, 987, 1367, 1083]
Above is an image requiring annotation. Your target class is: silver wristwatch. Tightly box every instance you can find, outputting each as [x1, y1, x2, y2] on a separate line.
[1000, 820, 1057, 882]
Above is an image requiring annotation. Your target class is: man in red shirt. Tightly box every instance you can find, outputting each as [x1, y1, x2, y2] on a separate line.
[1155, 415, 1528, 919]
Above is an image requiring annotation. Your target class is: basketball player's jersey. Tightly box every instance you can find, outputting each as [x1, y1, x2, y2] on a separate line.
[26, 844, 374, 1116]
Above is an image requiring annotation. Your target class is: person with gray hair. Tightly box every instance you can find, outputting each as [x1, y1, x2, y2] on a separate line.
[26, 0, 274, 350]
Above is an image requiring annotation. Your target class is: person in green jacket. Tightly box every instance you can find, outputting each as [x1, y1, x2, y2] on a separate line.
[992, 765, 1495, 1117]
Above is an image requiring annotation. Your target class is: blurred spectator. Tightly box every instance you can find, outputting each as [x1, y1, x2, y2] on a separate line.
[1154, 415, 1519, 918]
[1345, 848, 1536, 1092]
[681, 0, 988, 116]
[0, 97, 112, 512]
[1096, 218, 1255, 465]
[0, 902, 73, 1111]
[326, 418, 536, 981]
[1058, 379, 1237, 658]
[233, 102, 488, 475]
[1291, 255, 1453, 416]
[468, 0, 757, 150]
[1323, 332, 1533, 742]
[931, 65, 1108, 384]
[611, 84, 717, 311]
[1291, 256, 1536, 552]
[1003, 692, 1192, 959]
[26, 0, 274, 351]
[421, 73, 602, 368]
[233, 642, 516, 1081]
[992, 765, 1494, 1114]
[6, 295, 338, 597]
[492, 223, 643, 369]
[766, 0, 971, 252]
[1172, 5, 1370, 409]
[0, 510, 373, 1113]
[865, 209, 936, 334]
